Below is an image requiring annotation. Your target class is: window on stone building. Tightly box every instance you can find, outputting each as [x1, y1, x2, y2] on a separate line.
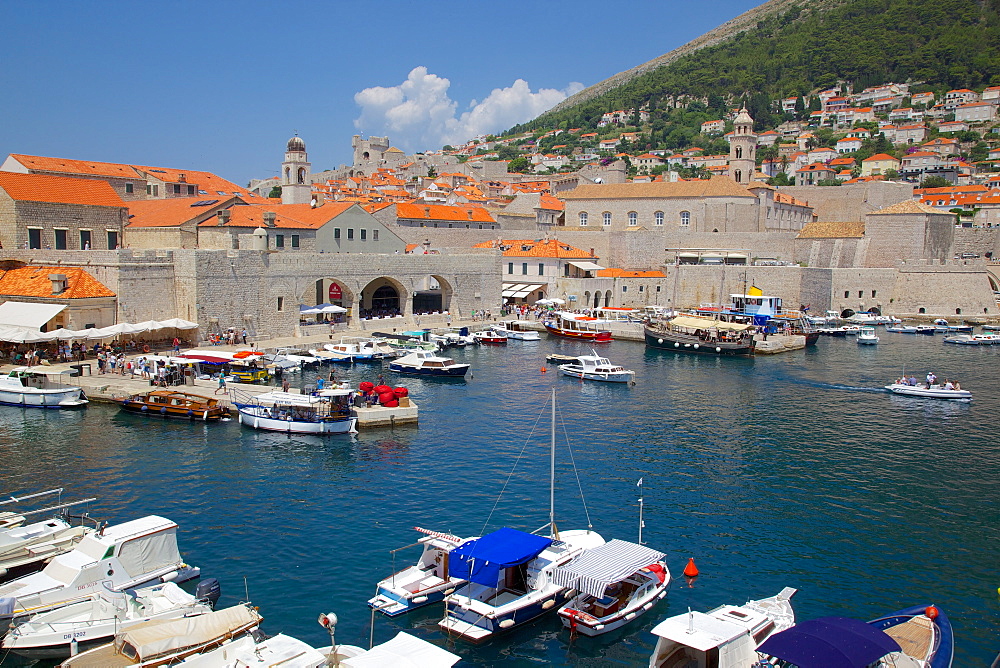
[508, 262, 514, 274]
[680, 211, 690, 227]
[79, 230, 92, 250]
[858, 290, 863, 298]
[654, 211, 664, 226]
[579, 211, 588, 226]
[27, 228, 42, 249]
[54, 229, 67, 250]
[347, 229, 354, 240]
[872, 290, 877, 298]
[107, 231, 119, 249]
[844, 291, 850, 298]
[187, 185, 195, 195]
[291, 235, 299, 248]
[628, 211, 637, 226]
[603, 212, 611, 226]
[522, 263, 528, 275]
[538, 263, 544, 276]
[277, 297, 284, 311]
[172, 184, 181, 194]
[622, 286, 628, 292]
[334, 228, 341, 239]
[373, 230, 379, 241]
[656, 285, 661, 292]
[125, 183, 134, 194]
[361, 229, 367, 240]
[639, 285, 644, 292]
[275, 234, 285, 248]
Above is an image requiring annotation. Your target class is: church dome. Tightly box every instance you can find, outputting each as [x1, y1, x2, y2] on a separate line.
[287, 135, 306, 152]
[734, 108, 754, 126]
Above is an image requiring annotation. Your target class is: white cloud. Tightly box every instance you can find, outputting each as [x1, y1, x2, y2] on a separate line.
[353, 67, 583, 150]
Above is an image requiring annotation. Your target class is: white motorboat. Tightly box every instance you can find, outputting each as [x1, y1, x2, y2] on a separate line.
[857, 326, 880, 345]
[0, 488, 71, 532]
[59, 603, 262, 667]
[559, 352, 635, 383]
[3, 579, 219, 659]
[0, 497, 97, 579]
[555, 539, 669, 636]
[885, 382, 972, 401]
[439, 390, 606, 642]
[944, 333, 1000, 345]
[368, 527, 475, 616]
[0, 516, 201, 624]
[496, 321, 541, 341]
[848, 313, 900, 325]
[428, 328, 474, 347]
[647, 587, 798, 668]
[886, 325, 918, 333]
[274, 348, 323, 367]
[0, 368, 88, 408]
[471, 328, 508, 344]
[261, 354, 301, 374]
[324, 337, 396, 362]
[389, 350, 470, 377]
[233, 390, 357, 434]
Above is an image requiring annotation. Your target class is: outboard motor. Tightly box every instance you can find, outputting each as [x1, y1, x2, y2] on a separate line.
[194, 578, 222, 607]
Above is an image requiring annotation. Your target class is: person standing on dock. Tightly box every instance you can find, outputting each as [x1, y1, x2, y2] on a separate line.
[215, 371, 227, 395]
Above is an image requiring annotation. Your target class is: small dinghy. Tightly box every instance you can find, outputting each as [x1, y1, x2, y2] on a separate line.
[885, 382, 971, 401]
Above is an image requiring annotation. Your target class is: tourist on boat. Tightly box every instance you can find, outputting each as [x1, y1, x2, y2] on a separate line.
[954, 381, 961, 390]
[944, 380, 954, 390]
[908, 376, 917, 386]
[926, 372, 937, 388]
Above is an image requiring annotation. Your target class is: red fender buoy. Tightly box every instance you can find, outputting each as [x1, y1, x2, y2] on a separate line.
[683, 557, 699, 578]
[924, 606, 939, 620]
[541, 367, 546, 373]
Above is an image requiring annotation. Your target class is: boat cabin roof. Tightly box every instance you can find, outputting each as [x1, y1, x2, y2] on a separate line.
[254, 391, 349, 406]
[651, 607, 763, 651]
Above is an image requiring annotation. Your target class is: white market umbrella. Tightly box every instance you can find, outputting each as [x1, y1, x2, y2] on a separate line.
[84, 326, 119, 340]
[44, 327, 80, 340]
[0, 327, 49, 343]
[535, 299, 553, 305]
[550, 298, 566, 305]
[157, 318, 198, 329]
[132, 320, 164, 332]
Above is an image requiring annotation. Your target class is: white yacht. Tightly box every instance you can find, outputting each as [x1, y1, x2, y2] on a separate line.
[0, 516, 200, 623]
[559, 352, 635, 383]
[648, 587, 798, 668]
[3, 579, 219, 659]
[857, 325, 880, 345]
[0, 368, 87, 408]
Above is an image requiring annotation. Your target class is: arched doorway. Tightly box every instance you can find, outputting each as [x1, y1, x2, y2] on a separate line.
[593, 291, 602, 309]
[360, 278, 408, 319]
[604, 292, 612, 307]
[301, 278, 355, 325]
[583, 291, 591, 308]
[412, 275, 453, 314]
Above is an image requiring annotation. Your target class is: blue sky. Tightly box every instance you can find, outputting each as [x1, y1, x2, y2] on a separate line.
[0, 1, 763, 186]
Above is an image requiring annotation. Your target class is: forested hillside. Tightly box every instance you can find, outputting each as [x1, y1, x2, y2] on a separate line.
[513, 0, 1000, 134]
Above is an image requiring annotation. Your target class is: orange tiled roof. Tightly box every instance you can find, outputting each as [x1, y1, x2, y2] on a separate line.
[862, 153, 899, 163]
[538, 194, 564, 211]
[472, 238, 594, 258]
[0, 171, 124, 207]
[0, 266, 116, 299]
[6, 154, 142, 179]
[596, 269, 666, 278]
[135, 166, 246, 196]
[395, 202, 495, 223]
[126, 196, 237, 228]
[197, 202, 357, 229]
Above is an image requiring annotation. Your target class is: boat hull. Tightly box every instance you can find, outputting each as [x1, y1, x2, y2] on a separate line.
[0, 388, 87, 409]
[543, 324, 612, 342]
[558, 367, 633, 383]
[368, 585, 458, 617]
[236, 407, 358, 434]
[388, 363, 468, 377]
[644, 328, 754, 356]
[440, 589, 570, 643]
[869, 604, 953, 668]
[558, 586, 668, 636]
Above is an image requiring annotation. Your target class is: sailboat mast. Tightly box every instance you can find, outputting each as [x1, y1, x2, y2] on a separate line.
[550, 388, 558, 539]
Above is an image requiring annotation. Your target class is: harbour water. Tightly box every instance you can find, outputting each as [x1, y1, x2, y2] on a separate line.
[1, 332, 998, 665]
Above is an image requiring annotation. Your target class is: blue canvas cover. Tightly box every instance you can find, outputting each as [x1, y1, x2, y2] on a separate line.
[449, 528, 553, 587]
[757, 616, 901, 668]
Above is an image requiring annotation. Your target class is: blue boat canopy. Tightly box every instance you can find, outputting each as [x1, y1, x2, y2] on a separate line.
[757, 617, 901, 668]
[450, 528, 552, 587]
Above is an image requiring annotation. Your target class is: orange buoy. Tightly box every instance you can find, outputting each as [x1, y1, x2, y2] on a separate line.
[541, 367, 547, 373]
[683, 557, 699, 578]
[925, 605, 939, 620]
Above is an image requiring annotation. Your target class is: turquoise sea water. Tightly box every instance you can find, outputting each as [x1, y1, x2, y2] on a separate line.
[1, 332, 998, 666]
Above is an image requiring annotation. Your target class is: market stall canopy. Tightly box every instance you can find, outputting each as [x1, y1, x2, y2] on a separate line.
[550, 539, 666, 599]
[501, 283, 546, 299]
[156, 318, 199, 329]
[450, 528, 553, 587]
[568, 261, 605, 271]
[300, 303, 347, 314]
[0, 301, 67, 330]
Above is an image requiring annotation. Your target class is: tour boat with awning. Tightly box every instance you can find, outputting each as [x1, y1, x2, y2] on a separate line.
[233, 389, 357, 434]
[368, 527, 475, 617]
[644, 314, 755, 355]
[555, 539, 668, 636]
[543, 312, 613, 342]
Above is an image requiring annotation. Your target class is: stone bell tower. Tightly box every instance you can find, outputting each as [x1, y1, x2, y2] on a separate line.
[281, 134, 312, 204]
[728, 108, 757, 185]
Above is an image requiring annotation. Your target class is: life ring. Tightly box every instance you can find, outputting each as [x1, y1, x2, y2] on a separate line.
[143, 345, 150, 353]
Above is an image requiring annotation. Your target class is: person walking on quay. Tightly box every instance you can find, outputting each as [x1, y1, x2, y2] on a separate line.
[172, 337, 181, 354]
[241, 329, 248, 345]
[215, 371, 227, 395]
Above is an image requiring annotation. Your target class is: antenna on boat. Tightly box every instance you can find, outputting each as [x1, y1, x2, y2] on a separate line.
[243, 576, 250, 603]
[550, 388, 559, 540]
[638, 478, 645, 545]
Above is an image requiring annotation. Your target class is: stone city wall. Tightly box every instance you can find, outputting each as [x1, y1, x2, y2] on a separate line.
[780, 182, 914, 222]
[952, 227, 1000, 258]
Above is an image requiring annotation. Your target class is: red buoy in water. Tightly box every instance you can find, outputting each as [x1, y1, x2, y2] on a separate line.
[540, 367, 546, 373]
[925, 606, 939, 620]
[683, 557, 699, 578]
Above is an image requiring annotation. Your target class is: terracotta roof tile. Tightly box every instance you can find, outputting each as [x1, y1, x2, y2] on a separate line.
[471, 238, 594, 259]
[0, 172, 124, 207]
[196, 202, 357, 229]
[595, 268, 666, 278]
[6, 154, 142, 179]
[869, 200, 948, 215]
[395, 202, 495, 223]
[796, 221, 865, 239]
[0, 266, 116, 298]
[126, 196, 238, 228]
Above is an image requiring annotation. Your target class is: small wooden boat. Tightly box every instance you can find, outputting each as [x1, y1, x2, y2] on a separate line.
[546, 354, 581, 364]
[544, 312, 612, 342]
[118, 390, 229, 421]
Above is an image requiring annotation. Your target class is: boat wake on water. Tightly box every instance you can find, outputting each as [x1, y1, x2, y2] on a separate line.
[786, 377, 888, 393]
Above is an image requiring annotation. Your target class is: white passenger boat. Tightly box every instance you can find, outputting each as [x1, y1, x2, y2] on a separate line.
[0, 516, 201, 624]
[857, 325, 880, 345]
[647, 587, 798, 668]
[233, 390, 357, 434]
[944, 333, 1000, 345]
[368, 527, 474, 616]
[559, 352, 635, 383]
[389, 350, 470, 377]
[0, 498, 97, 580]
[496, 321, 541, 340]
[59, 603, 262, 667]
[3, 579, 219, 659]
[555, 539, 669, 636]
[324, 337, 396, 362]
[439, 390, 606, 642]
[471, 328, 508, 344]
[0, 368, 87, 408]
[885, 382, 972, 401]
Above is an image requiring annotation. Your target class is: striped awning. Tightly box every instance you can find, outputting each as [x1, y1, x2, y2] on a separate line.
[552, 539, 666, 598]
[502, 282, 546, 298]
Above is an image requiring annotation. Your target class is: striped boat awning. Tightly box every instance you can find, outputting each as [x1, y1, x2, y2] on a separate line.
[502, 282, 546, 298]
[552, 539, 666, 598]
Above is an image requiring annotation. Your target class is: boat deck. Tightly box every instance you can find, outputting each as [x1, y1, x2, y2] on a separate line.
[883, 616, 933, 659]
